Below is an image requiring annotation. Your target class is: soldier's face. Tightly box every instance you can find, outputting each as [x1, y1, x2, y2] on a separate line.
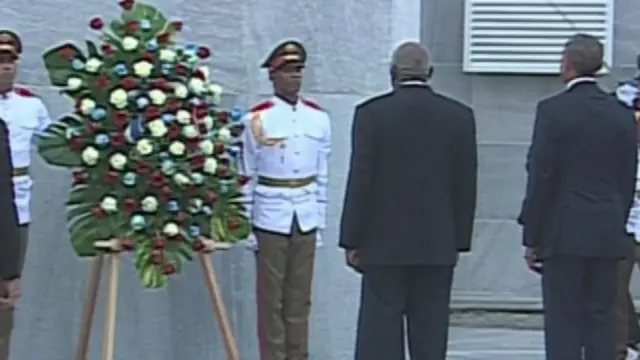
[0, 52, 17, 86]
[271, 63, 303, 95]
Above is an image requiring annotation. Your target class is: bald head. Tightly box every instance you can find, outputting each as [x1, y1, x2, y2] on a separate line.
[562, 33, 603, 79]
[390, 41, 431, 83]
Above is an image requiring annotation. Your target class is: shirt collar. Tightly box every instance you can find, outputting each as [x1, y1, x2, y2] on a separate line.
[273, 94, 299, 107]
[566, 76, 596, 89]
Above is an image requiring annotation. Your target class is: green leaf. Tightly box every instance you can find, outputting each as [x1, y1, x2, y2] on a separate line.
[37, 115, 84, 167]
[123, 3, 168, 40]
[109, 20, 126, 38]
[85, 40, 100, 58]
[139, 264, 167, 289]
[42, 43, 86, 87]
[67, 212, 108, 257]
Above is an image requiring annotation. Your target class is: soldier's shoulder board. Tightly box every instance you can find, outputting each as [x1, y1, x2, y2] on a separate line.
[14, 86, 37, 98]
[249, 100, 274, 113]
[301, 98, 324, 111]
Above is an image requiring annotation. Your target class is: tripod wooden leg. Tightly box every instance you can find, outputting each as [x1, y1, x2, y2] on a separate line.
[199, 253, 240, 360]
[75, 255, 104, 360]
[101, 254, 120, 360]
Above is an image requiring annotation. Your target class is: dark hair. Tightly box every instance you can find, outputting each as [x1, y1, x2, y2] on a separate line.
[563, 33, 604, 77]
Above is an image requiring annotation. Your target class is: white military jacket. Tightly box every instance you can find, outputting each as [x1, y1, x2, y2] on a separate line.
[238, 96, 331, 249]
[0, 87, 52, 224]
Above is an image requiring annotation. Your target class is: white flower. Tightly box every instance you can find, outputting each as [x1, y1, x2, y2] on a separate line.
[109, 89, 128, 109]
[201, 116, 213, 130]
[147, 119, 167, 137]
[140, 196, 159, 213]
[109, 153, 127, 170]
[173, 173, 191, 186]
[136, 139, 153, 155]
[148, 89, 167, 105]
[176, 110, 191, 124]
[168, 141, 186, 156]
[188, 78, 205, 94]
[159, 49, 177, 62]
[85, 58, 103, 73]
[122, 36, 140, 51]
[100, 196, 118, 212]
[66, 77, 83, 91]
[174, 84, 188, 99]
[217, 127, 232, 142]
[199, 139, 214, 155]
[197, 66, 210, 81]
[209, 84, 222, 103]
[79, 98, 96, 115]
[81, 146, 100, 166]
[163, 222, 180, 237]
[182, 125, 199, 138]
[133, 61, 154, 78]
[203, 157, 218, 174]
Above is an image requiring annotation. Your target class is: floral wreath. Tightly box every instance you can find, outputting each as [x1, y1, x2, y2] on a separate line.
[37, 0, 250, 288]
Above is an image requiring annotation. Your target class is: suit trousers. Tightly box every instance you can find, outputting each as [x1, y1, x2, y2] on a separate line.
[615, 242, 640, 360]
[254, 219, 316, 360]
[0, 226, 29, 360]
[542, 255, 618, 360]
[355, 264, 454, 360]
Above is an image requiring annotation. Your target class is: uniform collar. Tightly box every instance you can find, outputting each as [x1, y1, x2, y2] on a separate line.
[273, 94, 299, 107]
[565, 77, 596, 89]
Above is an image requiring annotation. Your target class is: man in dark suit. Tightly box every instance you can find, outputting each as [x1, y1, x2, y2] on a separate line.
[0, 117, 22, 357]
[339, 41, 477, 360]
[519, 34, 638, 360]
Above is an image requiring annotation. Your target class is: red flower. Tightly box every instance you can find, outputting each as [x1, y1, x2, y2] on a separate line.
[125, 21, 139, 33]
[135, 162, 150, 174]
[153, 236, 167, 249]
[122, 198, 137, 213]
[197, 122, 208, 134]
[175, 64, 188, 75]
[157, 33, 170, 44]
[120, 76, 137, 90]
[89, 17, 104, 30]
[228, 217, 241, 230]
[87, 122, 102, 133]
[96, 75, 110, 90]
[197, 46, 211, 59]
[214, 142, 225, 155]
[189, 154, 205, 169]
[92, 207, 106, 218]
[69, 136, 84, 151]
[72, 169, 85, 184]
[170, 21, 183, 31]
[111, 133, 126, 148]
[150, 250, 164, 265]
[160, 186, 173, 200]
[141, 52, 154, 62]
[194, 106, 208, 119]
[151, 78, 168, 90]
[217, 111, 229, 124]
[163, 263, 177, 275]
[121, 237, 135, 251]
[104, 171, 119, 185]
[168, 124, 181, 139]
[60, 47, 76, 60]
[100, 44, 115, 55]
[237, 174, 250, 186]
[119, 0, 135, 10]
[168, 100, 182, 112]
[192, 239, 206, 252]
[192, 69, 206, 80]
[114, 111, 129, 128]
[186, 139, 200, 151]
[205, 192, 219, 204]
[150, 171, 165, 187]
[144, 106, 161, 120]
[216, 165, 229, 177]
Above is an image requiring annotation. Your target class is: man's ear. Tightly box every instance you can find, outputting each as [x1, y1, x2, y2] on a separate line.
[389, 65, 397, 83]
[426, 66, 433, 80]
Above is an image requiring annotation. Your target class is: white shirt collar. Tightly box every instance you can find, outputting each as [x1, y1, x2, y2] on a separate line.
[566, 76, 596, 89]
[399, 80, 428, 86]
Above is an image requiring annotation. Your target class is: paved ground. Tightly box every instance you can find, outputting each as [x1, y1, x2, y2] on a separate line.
[448, 327, 544, 360]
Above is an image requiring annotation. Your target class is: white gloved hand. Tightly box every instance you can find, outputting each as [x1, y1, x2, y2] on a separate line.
[244, 232, 258, 252]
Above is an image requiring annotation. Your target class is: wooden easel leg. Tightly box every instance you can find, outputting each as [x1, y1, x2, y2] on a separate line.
[75, 255, 104, 360]
[101, 254, 120, 360]
[199, 253, 240, 360]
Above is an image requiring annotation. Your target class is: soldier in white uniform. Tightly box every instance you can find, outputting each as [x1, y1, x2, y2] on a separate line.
[238, 40, 331, 360]
[0, 30, 52, 360]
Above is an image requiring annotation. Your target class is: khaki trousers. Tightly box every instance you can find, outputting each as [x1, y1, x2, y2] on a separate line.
[0, 226, 29, 360]
[255, 220, 316, 360]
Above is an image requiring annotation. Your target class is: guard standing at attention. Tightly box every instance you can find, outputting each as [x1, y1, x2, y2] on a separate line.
[0, 29, 53, 360]
[238, 40, 331, 360]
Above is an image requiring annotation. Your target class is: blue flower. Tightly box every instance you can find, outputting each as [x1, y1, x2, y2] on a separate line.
[189, 225, 201, 237]
[146, 39, 158, 52]
[161, 64, 173, 75]
[201, 206, 212, 215]
[140, 19, 152, 30]
[136, 97, 150, 109]
[220, 183, 229, 193]
[189, 98, 202, 106]
[167, 201, 179, 212]
[95, 134, 110, 146]
[161, 113, 175, 124]
[192, 172, 204, 185]
[161, 160, 176, 175]
[72, 59, 85, 70]
[122, 172, 137, 186]
[231, 108, 243, 121]
[125, 118, 145, 142]
[130, 215, 146, 231]
[90, 108, 106, 121]
[184, 43, 197, 51]
[114, 64, 128, 76]
[158, 152, 170, 160]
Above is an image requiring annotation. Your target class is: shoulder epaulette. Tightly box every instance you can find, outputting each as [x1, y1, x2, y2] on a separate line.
[301, 98, 324, 111]
[249, 100, 274, 113]
[14, 86, 37, 98]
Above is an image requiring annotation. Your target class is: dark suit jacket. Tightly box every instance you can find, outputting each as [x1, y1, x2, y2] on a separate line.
[0, 119, 20, 279]
[338, 84, 478, 265]
[519, 81, 637, 259]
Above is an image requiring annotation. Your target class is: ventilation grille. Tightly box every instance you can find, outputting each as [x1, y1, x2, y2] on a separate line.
[462, 0, 613, 74]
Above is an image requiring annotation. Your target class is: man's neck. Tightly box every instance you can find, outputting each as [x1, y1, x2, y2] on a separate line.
[274, 92, 298, 106]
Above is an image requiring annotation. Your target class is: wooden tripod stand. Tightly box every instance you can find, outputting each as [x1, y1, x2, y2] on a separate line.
[73, 239, 240, 360]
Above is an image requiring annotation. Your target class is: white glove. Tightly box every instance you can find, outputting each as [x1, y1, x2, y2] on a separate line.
[315, 231, 324, 248]
[244, 232, 258, 252]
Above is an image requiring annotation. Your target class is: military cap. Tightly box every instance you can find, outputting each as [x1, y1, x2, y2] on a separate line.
[0, 30, 21, 58]
[260, 40, 306, 70]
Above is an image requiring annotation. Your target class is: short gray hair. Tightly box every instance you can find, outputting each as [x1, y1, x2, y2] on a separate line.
[391, 41, 431, 79]
[563, 33, 604, 76]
